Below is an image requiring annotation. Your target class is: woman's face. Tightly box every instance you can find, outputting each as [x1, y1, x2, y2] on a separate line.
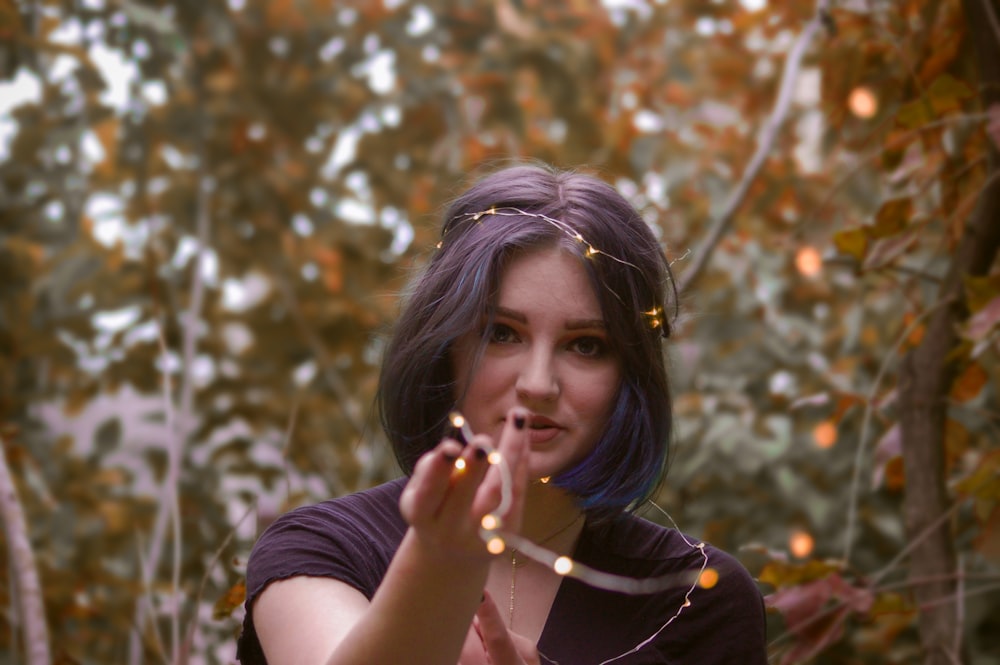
[452, 246, 622, 479]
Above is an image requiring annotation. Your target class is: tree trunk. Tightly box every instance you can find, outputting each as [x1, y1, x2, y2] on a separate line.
[899, 2, 1000, 663]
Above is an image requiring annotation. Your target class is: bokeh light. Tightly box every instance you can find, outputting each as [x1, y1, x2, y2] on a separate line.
[553, 556, 574, 575]
[486, 536, 506, 554]
[813, 420, 837, 449]
[848, 86, 878, 118]
[789, 530, 815, 558]
[795, 246, 823, 277]
[698, 567, 719, 589]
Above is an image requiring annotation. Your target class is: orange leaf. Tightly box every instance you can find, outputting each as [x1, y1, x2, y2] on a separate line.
[213, 579, 247, 619]
[871, 198, 912, 238]
[951, 362, 988, 402]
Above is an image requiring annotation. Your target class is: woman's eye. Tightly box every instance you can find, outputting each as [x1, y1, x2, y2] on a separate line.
[570, 336, 608, 357]
[488, 324, 519, 344]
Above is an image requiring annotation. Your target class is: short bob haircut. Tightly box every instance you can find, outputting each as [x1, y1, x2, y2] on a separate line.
[377, 163, 676, 521]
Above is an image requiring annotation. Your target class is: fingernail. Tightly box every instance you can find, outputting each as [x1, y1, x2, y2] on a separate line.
[513, 414, 526, 429]
[442, 452, 458, 463]
[474, 446, 488, 461]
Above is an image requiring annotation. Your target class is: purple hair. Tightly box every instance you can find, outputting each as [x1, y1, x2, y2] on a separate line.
[376, 164, 676, 521]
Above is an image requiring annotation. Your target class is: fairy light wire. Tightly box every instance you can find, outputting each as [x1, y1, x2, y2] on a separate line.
[456, 207, 642, 272]
[445, 206, 673, 333]
[451, 410, 714, 664]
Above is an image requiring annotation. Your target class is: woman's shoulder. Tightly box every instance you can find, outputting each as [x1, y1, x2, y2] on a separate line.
[587, 511, 705, 561]
[258, 478, 405, 543]
[245, 478, 409, 599]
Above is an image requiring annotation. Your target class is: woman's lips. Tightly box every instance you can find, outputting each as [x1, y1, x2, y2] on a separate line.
[527, 416, 562, 444]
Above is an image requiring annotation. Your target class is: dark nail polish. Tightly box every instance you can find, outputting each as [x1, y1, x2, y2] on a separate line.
[513, 415, 526, 429]
[474, 446, 488, 461]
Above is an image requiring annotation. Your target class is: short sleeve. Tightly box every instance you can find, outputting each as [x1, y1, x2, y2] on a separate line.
[236, 478, 408, 664]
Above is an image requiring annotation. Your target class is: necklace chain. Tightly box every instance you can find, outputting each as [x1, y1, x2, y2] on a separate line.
[508, 512, 584, 629]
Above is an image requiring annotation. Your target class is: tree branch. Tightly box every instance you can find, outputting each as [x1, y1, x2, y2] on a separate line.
[676, 0, 830, 297]
[0, 437, 50, 665]
[129, 90, 215, 665]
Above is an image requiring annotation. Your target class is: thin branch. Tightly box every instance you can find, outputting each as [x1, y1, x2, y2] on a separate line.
[677, 0, 831, 297]
[181, 501, 257, 657]
[981, 0, 1000, 49]
[0, 436, 51, 665]
[130, 161, 213, 665]
[843, 296, 955, 565]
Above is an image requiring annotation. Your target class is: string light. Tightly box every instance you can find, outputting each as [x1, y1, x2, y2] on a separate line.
[450, 207, 643, 272]
[451, 410, 713, 664]
[438, 207, 672, 338]
[448, 411, 474, 443]
[486, 536, 507, 555]
[454, 458, 466, 471]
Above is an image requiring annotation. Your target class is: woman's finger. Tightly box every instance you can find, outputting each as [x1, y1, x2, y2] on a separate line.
[399, 439, 465, 526]
[476, 590, 539, 665]
[435, 438, 493, 526]
[473, 408, 530, 529]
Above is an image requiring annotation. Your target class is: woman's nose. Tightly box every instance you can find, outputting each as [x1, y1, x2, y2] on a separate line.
[515, 349, 559, 402]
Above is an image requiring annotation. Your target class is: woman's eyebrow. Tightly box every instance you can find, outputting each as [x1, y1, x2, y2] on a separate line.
[493, 306, 606, 331]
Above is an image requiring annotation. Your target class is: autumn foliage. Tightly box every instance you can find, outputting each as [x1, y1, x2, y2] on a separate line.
[1, 0, 998, 663]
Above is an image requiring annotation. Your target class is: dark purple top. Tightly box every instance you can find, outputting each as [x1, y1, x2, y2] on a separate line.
[237, 478, 767, 664]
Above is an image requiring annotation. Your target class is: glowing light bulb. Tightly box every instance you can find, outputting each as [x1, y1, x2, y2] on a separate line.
[585, 245, 597, 258]
[448, 410, 475, 442]
[813, 421, 837, 449]
[435, 241, 443, 249]
[698, 567, 719, 589]
[795, 246, 822, 277]
[539, 476, 551, 484]
[454, 458, 467, 471]
[481, 514, 499, 530]
[553, 556, 573, 575]
[486, 536, 506, 554]
[487, 451, 502, 465]
[848, 86, 878, 118]
[789, 530, 814, 558]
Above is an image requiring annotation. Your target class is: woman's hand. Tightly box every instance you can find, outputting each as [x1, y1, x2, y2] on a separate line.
[399, 407, 531, 562]
[458, 591, 541, 665]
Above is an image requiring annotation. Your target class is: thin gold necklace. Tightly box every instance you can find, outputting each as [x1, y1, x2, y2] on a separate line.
[509, 512, 584, 629]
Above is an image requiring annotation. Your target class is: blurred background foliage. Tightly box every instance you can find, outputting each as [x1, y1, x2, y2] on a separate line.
[1, 0, 998, 663]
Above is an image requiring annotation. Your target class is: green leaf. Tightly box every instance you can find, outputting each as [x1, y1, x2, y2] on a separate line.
[833, 227, 869, 261]
[896, 99, 933, 129]
[926, 73, 975, 115]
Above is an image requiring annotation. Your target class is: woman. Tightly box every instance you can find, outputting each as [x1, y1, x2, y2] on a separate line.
[237, 164, 767, 664]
